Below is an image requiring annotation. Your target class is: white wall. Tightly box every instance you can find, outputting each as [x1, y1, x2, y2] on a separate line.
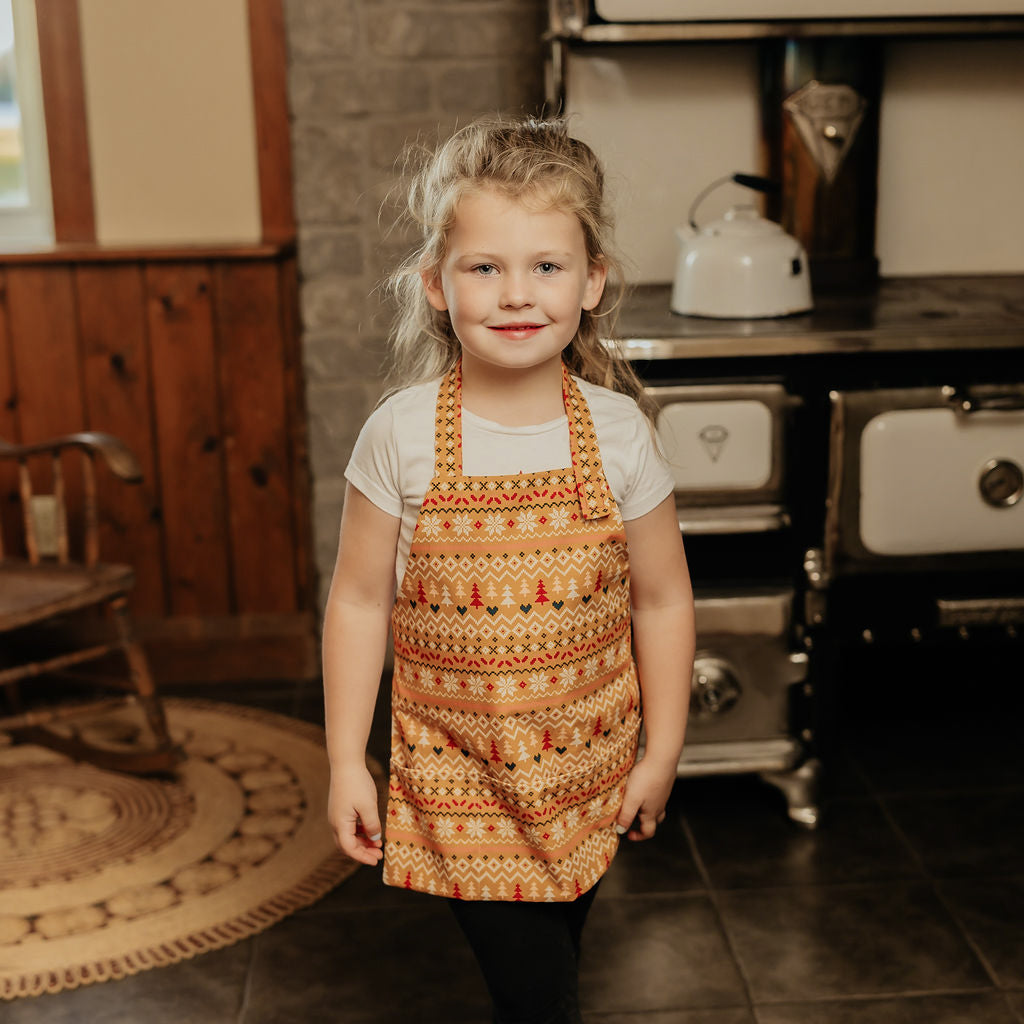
[568, 37, 1024, 281]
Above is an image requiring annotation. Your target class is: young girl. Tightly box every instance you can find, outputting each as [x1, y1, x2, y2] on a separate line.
[322, 115, 695, 1024]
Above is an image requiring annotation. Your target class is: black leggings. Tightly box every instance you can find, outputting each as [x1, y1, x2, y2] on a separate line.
[447, 884, 600, 1024]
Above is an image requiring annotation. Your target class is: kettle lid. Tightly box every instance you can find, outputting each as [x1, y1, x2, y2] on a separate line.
[704, 205, 785, 237]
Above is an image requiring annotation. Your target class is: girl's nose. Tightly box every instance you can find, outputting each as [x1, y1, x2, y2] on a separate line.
[500, 273, 532, 308]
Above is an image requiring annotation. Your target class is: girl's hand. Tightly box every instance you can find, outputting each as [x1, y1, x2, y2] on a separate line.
[615, 754, 677, 841]
[328, 763, 384, 865]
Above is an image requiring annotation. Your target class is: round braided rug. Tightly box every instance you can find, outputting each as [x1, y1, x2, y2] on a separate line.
[0, 699, 377, 1000]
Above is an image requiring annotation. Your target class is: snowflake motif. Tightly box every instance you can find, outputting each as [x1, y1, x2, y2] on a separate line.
[587, 797, 604, 820]
[527, 670, 549, 690]
[465, 675, 487, 698]
[550, 820, 566, 843]
[452, 512, 472, 537]
[441, 671, 461, 694]
[517, 509, 539, 535]
[419, 516, 443, 539]
[559, 666, 577, 689]
[465, 818, 487, 840]
[435, 817, 455, 840]
[493, 675, 519, 700]
[483, 512, 506, 537]
[547, 506, 572, 532]
[584, 656, 602, 681]
[396, 805, 416, 827]
[496, 818, 518, 842]
[564, 809, 580, 831]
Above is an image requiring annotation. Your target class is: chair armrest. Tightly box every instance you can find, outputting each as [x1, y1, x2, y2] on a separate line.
[0, 432, 143, 482]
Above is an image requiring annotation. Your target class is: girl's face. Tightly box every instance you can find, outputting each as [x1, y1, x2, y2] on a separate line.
[422, 187, 607, 380]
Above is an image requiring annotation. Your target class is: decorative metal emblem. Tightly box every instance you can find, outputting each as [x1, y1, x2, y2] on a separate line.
[698, 424, 729, 463]
[783, 81, 868, 185]
[979, 458, 1024, 508]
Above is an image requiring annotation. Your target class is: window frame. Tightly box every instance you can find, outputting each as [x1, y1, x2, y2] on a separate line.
[1, 0, 54, 250]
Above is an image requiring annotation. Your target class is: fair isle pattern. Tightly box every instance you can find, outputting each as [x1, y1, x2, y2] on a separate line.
[383, 363, 640, 902]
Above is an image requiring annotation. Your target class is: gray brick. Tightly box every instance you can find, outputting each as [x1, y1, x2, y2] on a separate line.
[303, 329, 389, 383]
[291, 122, 366, 225]
[285, 0, 360, 59]
[300, 275, 369, 332]
[298, 227, 364, 278]
[368, 10, 541, 59]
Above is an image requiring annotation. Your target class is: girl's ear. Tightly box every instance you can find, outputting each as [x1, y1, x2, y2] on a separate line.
[582, 258, 608, 312]
[421, 270, 449, 312]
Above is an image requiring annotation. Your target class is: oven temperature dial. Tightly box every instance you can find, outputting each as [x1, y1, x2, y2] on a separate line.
[690, 654, 741, 718]
[979, 458, 1023, 508]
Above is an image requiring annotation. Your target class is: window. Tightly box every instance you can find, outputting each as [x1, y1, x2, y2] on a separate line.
[0, 0, 53, 249]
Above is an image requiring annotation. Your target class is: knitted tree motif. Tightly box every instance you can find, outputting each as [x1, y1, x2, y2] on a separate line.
[566, 577, 579, 600]
[542, 729, 553, 751]
[441, 585, 452, 605]
[513, 882, 523, 901]
[501, 583, 516, 606]
[470, 582, 484, 608]
[452, 882, 463, 900]
[404, 871, 413, 890]
[417, 580, 427, 604]
[486, 579, 499, 601]
[490, 739, 503, 763]
[593, 716, 603, 737]
[535, 578, 549, 604]
[593, 569, 603, 594]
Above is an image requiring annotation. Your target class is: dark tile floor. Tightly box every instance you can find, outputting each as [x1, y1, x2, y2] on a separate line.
[7, 644, 1023, 1023]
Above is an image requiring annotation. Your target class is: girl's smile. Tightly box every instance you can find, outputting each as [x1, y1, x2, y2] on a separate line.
[422, 187, 607, 381]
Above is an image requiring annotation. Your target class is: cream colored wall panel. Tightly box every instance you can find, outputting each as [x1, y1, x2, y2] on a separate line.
[79, 0, 261, 246]
[876, 40, 1024, 275]
[567, 46, 760, 284]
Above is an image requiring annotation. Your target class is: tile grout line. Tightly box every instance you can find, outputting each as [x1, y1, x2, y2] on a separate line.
[873, 790, 1006, 991]
[679, 815, 759, 1020]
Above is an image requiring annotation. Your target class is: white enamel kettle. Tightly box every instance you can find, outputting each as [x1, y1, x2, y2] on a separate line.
[670, 173, 813, 319]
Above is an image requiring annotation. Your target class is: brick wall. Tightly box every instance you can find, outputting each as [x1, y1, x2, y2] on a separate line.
[283, 0, 548, 606]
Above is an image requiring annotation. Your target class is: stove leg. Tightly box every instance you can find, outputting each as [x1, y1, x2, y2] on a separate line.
[760, 757, 823, 828]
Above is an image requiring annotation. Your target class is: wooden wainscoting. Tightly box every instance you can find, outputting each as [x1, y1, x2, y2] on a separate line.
[0, 245, 317, 683]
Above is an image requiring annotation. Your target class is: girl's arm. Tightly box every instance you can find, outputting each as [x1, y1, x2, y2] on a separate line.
[322, 483, 402, 865]
[617, 494, 696, 841]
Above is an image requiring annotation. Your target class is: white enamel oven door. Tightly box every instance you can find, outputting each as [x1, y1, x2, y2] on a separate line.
[825, 384, 1024, 577]
[645, 382, 795, 534]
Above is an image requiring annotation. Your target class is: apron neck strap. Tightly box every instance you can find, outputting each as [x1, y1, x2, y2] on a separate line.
[431, 360, 614, 521]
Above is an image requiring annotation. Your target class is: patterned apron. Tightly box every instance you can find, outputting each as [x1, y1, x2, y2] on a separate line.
[383, 362, 641, 901]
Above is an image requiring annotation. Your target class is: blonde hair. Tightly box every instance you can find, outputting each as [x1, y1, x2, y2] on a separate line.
[385, 114, 652, 418]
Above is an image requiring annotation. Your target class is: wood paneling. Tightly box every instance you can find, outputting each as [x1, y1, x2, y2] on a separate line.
[247, 0, 296, 244]
[0, 249, 316, 681]
[146, 263, 231, 616]
[35, 0, 96, 243]
[76, 263, 165, 615]
[214, 261, 297, 612]
[0, 270, 19, 557]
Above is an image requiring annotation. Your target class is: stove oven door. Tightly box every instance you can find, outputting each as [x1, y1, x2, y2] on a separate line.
[646, 382, 795, 534]
[821, 384, 1024, 637]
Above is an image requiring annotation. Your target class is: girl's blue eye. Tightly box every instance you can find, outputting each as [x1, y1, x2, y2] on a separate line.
[537, 262, 559, 275]
[474, 264, 497, 276]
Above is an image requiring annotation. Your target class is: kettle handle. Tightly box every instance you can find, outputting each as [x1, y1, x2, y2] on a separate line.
[688, 172, 781, 230]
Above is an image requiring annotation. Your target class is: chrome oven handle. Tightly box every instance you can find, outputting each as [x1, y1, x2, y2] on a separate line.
[942, 384, 1024, 414]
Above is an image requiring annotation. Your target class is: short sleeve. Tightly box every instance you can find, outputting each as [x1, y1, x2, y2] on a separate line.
[344, 401, 404, 518]
[618, 409, 675, 521]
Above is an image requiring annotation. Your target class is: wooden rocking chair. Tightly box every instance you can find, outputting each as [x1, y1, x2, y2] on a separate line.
[0, 432, 182, 774]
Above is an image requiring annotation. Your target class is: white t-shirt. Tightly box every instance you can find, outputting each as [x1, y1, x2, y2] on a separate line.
[345, 376, 675, 585]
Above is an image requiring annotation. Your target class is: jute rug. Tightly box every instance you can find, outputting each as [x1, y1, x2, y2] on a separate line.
[0, 699, 378, 1000]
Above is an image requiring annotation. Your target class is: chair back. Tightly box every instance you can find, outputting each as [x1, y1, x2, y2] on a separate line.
[0, 433, 142, 568]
